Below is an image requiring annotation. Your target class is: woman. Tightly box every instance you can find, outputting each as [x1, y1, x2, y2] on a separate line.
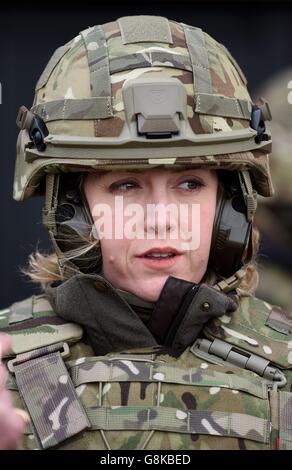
[1, 15, 291, 450]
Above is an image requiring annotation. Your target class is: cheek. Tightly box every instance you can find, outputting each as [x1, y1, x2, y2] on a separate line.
[197, 198, 217, 254]
[201, 205, 215, 239]
[187, 203, 215, 277]
[186, 198, 216, 241]
[99, 237, 119, 260]
[99, 237, 130, 270]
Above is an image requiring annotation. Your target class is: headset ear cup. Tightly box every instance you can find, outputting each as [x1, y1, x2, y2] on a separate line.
[209, 180, 252, 278]
[53, 174, 102, 274]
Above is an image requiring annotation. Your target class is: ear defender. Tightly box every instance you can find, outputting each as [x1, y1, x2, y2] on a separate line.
[54, 174, 101, 273]
[209, 171, 254, 278]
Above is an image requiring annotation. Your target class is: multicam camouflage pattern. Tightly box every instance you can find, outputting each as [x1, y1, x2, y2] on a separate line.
[33, 19, 252, 133]
[204, 293, 292, 372]
[10, 342, 90, 449]
[1, 290, 291, 450]
[14, 15, 273, 202]
[0, 294, 82, 356]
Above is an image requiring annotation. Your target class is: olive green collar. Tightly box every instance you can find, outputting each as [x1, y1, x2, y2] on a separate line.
[116, 288, 155, 310]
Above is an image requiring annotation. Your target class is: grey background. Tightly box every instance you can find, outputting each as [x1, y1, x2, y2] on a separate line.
[0, 2, 291, 306]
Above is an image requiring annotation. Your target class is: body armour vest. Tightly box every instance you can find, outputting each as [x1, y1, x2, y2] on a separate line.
[1, 273, 292, 450]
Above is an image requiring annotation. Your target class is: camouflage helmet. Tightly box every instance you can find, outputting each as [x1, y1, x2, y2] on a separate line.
[14, 15, 274, 279]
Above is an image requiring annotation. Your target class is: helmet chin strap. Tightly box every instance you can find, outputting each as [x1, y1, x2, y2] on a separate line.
[238, 170, 258, 222]
[213, 268, 247, 293]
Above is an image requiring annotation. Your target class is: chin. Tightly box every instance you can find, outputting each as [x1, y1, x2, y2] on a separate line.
[136, 290, 161, 302]
[133, 277, 170, 302]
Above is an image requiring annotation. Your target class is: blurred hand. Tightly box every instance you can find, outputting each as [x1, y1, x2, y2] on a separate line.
[0, 333, 29, 450]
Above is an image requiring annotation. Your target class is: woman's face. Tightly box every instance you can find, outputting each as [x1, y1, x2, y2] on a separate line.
[84, 168, 218, 301]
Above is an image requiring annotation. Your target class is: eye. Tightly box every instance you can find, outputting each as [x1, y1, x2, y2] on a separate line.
[108, 179, 141, 193]
[177, 178, 205, 191]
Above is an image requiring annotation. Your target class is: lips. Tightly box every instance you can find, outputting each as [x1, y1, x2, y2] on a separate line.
[137, 247, 183, 258]
[135, 247, 183, 270]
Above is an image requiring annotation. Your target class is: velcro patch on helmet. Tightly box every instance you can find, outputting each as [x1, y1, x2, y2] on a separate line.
[118, 15, 173, 45]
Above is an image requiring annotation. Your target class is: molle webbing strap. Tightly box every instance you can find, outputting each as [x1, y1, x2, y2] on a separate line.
[9, 342, 90, 449]
[80, 25, 113, 113]
[109, 50, 192, 75]
[183, 25, 212, 95]
[195, 93, 252, 120]
[31, 97, 113, 122]
[86, 406, 270, 443]
[279, 391, 292, 449]
[68, 358, 268, 399]
[118, 16, 173, 45]
[30, 93, 252, 123]
[183, 25, 251, 120]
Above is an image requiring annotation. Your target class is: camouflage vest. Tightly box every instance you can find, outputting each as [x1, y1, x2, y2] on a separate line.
[1, 288, 292, 450]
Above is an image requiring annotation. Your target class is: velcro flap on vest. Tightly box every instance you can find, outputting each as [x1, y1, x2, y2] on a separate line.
[11, 342, 90, 449]
[0, 295, 83, 358]
[203, 295, 292, 369]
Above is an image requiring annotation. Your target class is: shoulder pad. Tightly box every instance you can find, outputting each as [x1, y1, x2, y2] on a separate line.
[203, 294, 292, 369]
[0, 294, 83, 358]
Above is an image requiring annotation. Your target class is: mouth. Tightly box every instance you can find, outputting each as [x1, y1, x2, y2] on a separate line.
[135, 247, 183, 270]
[137, 247, 183, 258]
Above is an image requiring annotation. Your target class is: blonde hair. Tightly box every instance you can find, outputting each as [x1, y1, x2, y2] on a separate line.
[23, 226, 261, 295]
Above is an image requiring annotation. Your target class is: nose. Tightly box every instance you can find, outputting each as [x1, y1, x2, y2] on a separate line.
[143, 184, 178, 237]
